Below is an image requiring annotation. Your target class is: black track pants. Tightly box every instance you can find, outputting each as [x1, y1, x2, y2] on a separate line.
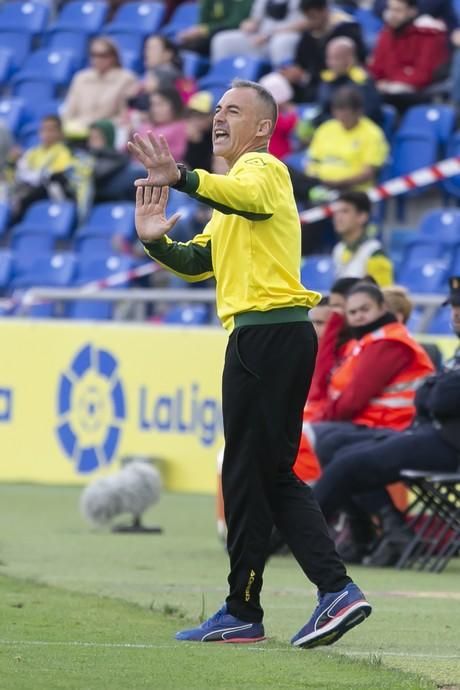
[222, 321, 350, 622]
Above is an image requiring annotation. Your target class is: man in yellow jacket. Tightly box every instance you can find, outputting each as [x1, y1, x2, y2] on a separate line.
[11, 115, 76, 223]
[128, 79, 372, 648]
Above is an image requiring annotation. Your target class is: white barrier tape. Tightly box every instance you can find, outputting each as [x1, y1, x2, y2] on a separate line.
[299, 154, 460, 224]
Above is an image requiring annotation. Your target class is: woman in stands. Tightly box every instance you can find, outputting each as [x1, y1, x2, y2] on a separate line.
[130, 87, 188, 163]
[62, 37, 138, 137]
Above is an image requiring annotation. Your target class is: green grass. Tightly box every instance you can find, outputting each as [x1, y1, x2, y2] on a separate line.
[0, 484, 459, 690]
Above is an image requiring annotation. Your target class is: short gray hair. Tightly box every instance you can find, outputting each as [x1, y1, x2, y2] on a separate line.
[231, 79, 278, 133]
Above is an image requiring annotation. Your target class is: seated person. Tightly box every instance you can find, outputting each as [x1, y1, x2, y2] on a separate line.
[315, 37, 383, 125]
[62, 37, 138, 137]
[280, 0, 366, 102]
[211, 0, 309, 67]
[306, 86, 388, 195]
[312, 277, 460, 565]
[177, 0, 253, 56]
[368, 0, 450, 112]
[11, 115, 76, 223]
[259, 73, 299, 160]
[130, 35, 192, 109]
[331, 191, 393, 286]
[132, 87, 188, 162]
[86, 120, 143, 203]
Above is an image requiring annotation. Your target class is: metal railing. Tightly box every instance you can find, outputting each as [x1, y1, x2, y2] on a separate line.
[15, 287, 448, 333]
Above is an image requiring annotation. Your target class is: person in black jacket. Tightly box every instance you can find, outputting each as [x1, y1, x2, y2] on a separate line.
[280, 0, 367, 102]
[311, 277, 460, 564]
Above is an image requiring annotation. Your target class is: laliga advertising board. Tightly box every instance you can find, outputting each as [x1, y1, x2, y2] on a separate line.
[0, 320, 227, 492]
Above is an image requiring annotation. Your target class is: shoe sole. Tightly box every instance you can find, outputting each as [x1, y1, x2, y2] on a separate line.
[216, 636, 267, 644]
[292, 601, 372, 649]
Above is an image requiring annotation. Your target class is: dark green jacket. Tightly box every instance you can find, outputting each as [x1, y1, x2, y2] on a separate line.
[200, 0, 252, 35]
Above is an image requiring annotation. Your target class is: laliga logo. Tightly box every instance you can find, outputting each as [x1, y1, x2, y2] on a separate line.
[56, 344, 126, 473]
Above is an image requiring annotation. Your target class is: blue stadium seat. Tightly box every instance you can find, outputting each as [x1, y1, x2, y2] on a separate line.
[451, 247, 460, 274]
[428, 306, 453, 335]
[0, 98, 26, 135]
[11, 201, 77, 239]
[11, 251, 76, 289]
[77, 202, 135, 236]
[180, 50, 209, 79]
[418, 209, 460, 240]
[391, 130, 439, 220]
[12, 78, 56, 102]
[0, 31, 32, 72]
[67, 254, 134, 320]
[23, 98, 62, 126]
[75, 202, 135, 254]
[199, 56, 268, 93]
[162, 2, 199, 38]
[398, 259, 449, 293]
[300, 255, 335, 292]
[398, 105, 456, 149]
[402, 236, 451, 264]
[381, 104, 397, 143]
[10, 229, 55, 255]
[0, 48, 13, 85]
[283, 150, 308, 173]
[17, 121, 40, 148]
[45, 31, 89, 69]
[13, 49, 77, 88]
[353, 8, 383, 49]
[49, 0, 108, 34]
[108, 31, 144, 73]
[163, 303, 210, 325]
[10, 252, 77, 317]
[0, 250, 13, 291]
[0, 1, 49, 36]
[104, 1, 165, 36]
[442, 131, 460, 200]
[0, 202, 10, 238]
[391, 130, 438, 179]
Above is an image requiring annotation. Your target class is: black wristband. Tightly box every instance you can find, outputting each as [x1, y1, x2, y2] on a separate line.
[170, 164, 188, 190]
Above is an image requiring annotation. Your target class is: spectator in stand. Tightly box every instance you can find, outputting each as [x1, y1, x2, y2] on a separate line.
[368, 0, 450, 112]
[133, 87, 188, 162]
[184, 91, 215, 172]
[62, 37, 138, 137]
[315, 37, 383, 125]
[311, 282, 434, 461]
[312, 277, 460, 566]
[10, 115, 76, 223]
[373, 0, 458, 33]
[280, 0, 366, 102]
[305, 87, 388, 197]
[259, 73, 298, 160]
[130, 36, 185, 110]
[286, 87, 387, 240]
[86, 120, 143, 203]
[211, 0, 309, 67]
[331, 191, 393, 286]
[177, 0, 253, 57]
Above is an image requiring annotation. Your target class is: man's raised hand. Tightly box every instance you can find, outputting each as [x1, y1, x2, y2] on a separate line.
[127, 132, 181, 187]
[135, 186, 181, 243]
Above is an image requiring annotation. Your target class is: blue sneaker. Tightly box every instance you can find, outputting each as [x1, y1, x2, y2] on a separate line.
[175, 605, 266, 643]
[291, 583, 372, 649]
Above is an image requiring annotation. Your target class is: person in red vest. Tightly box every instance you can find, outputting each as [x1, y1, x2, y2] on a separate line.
[312, 282, 434, 464]
[307, 282, 435, 561]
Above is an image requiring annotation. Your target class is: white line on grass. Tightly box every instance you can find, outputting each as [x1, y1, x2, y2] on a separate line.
[0, 639, 458, 660]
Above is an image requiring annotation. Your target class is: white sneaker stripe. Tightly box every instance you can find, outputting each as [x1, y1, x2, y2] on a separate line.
[201, 623, 254, 641]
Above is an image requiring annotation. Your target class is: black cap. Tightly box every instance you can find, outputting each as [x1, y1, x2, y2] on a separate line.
[443, 276, 460, 306]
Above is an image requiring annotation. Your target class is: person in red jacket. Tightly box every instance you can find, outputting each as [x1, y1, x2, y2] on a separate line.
[368, 0, 449, 112]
